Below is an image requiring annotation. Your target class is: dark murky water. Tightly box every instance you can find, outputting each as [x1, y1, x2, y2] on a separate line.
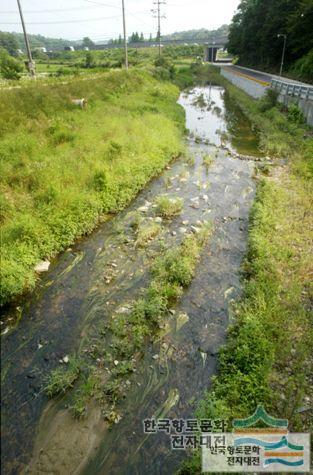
[1, 86, 259, 474]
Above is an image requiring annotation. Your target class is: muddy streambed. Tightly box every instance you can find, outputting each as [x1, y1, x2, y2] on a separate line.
[1, 85, 260, 474]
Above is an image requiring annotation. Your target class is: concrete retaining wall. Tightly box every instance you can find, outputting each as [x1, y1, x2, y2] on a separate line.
[271, 80, 313, 127]
[220, 67, 269, 99]
[221, 67, 313, 127]
[277, 93, 313, 127]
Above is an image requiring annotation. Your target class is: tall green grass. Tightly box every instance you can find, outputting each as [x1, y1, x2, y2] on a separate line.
[0, 70, 185, 304]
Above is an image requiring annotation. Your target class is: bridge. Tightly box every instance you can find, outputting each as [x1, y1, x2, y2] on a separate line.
[86, 36, 228, 51]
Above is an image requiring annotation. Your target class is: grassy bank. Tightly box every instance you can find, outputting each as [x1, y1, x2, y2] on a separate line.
[0, 69, 185, 305]
[178, 66, 313, 474]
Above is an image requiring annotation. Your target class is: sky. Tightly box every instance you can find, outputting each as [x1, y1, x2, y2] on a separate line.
[0, 0, 240, 42]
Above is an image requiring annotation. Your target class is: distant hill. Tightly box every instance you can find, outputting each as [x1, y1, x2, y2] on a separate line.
[1, 31, 78, 52]
[162, 25, 229, 42]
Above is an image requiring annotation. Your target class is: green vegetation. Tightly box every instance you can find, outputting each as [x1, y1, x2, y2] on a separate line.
[155, 195, 184, 219]
[178, 64, 313, 474]
[0, 31, 77, 52]
[46, 224, 212, 418]
[0, 69, 185, 304]
[0, 49, 23, 80]
[163, 24, 229, 42]
[136, 222, 162, 247]
[0, 35, 204, 80]
[228, 0, 313, 82]
[202, 154, 214, 167]
[45, 357, 81, 397]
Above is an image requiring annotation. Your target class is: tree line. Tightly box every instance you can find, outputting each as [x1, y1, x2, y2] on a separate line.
[227, 0, 313, 80]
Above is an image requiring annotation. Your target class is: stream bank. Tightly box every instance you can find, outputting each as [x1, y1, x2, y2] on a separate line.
[1, 84, 262, 474]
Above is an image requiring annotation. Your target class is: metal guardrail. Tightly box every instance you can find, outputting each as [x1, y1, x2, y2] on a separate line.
[271, 79, 313, 101]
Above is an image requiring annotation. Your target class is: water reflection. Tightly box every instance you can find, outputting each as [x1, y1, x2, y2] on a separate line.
[178, 86, 261, 156]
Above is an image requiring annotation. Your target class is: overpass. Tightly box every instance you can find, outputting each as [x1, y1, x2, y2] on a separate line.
[86, 36, 228, 51]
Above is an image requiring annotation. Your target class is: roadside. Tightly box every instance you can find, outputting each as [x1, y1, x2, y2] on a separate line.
[223, 64, 313, 86]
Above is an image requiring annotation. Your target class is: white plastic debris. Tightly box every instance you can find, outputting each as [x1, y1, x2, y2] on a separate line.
[34, 260, 50, 273]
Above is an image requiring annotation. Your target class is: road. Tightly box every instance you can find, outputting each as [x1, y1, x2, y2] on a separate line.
[220, 64, 311, 87]
[225, 65, 273, 85]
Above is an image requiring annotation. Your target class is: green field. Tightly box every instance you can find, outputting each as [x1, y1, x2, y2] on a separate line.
[0, 68, 185, 304]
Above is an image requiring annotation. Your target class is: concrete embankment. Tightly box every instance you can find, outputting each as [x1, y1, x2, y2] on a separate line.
[220, 65, 270, 99]
[220, 65, 313, 126]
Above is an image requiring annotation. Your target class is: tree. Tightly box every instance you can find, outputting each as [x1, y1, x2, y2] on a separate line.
[85, 51, 95, 68]
[227, 0, 313, 71]
[118, 34, 122, 44]
[140, 32, 144, 42]
[0, 49, 23, 79]
[129, 32, 140, 43]
[82, 37, 95, 48]
[0, 32, 19, 56]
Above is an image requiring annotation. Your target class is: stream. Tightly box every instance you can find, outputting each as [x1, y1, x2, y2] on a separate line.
[1, 85, 261, 474]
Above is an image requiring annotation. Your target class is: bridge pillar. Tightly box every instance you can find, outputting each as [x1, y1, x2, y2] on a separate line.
[204, 46, 218, 62]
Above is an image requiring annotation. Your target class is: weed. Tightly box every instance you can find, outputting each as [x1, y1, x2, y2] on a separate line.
[69, 373, 100, 418]
[106, 141, 123, 160]
[136, 222, 161, 247]
[155, 195, 183, 219]
[287, 103, 305, 125]
[92, 170, 108, 192]
[0, 70, 184, 304]
[259, 89, 279, 112]
[128, 211, 143, 230]
[202, 154, 214, 167]
[45, 357, 81, 397]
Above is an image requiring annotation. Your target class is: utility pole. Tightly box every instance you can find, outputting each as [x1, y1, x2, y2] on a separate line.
[152, 0, 166, 57]
[277, 34, 287, 77]
[121, 0, 128, 70]
[16, 0, 35, 77]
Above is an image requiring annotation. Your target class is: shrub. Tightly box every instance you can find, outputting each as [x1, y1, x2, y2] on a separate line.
[290, 49, 313, 83]
[0, 48, 23, 80]
[48, 122, 76, 145]
[92, 170, 107, 192]
[287, 103, 305, 124]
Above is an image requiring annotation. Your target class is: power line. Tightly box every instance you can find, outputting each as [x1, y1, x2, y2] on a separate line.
[0, 6, 104, 14]
[83, 0, 120, 9]
[152, 0, 166, 56]
[0, 15, 122, 25]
